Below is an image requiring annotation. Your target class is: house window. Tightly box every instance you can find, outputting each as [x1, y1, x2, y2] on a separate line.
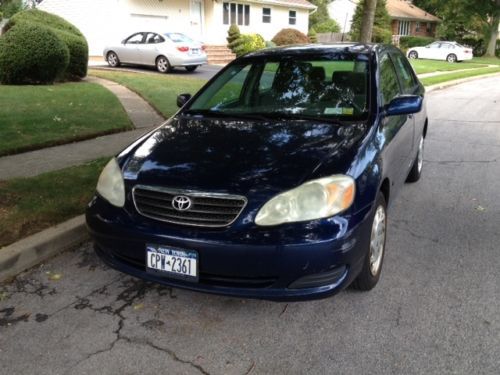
[398, 20, 410, 35]
[262, 8, 271, 23]
[223, 2, 250, 25]
[289, 10, 296, 25]
[426, 22, 432, 33]
[415, 21, 420, 32]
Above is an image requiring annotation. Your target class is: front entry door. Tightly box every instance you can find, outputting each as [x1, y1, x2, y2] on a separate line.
[190, 0, 203, 41]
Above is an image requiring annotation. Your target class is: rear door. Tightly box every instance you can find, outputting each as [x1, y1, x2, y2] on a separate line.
[378, 52, 414, 188]
[139, 33, 165, 65]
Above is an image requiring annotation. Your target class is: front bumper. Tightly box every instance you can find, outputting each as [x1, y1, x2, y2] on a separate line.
[86, 196, 372, 301]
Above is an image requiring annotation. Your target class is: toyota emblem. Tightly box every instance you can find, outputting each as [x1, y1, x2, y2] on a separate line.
[172, 195, 192, 211]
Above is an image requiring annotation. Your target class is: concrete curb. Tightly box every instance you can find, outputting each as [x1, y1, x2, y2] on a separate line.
[0, 215, 88, 283]
[426, 72, 500, 93]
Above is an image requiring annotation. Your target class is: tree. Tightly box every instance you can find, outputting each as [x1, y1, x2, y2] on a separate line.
[351, 0, 391, 43]
[308, 28, 318, 43]
[309, 0, 341, 33]
[360, 0, 377, 43]
[226, 24, 242, 55]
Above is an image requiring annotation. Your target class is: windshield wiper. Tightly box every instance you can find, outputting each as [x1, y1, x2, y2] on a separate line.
[183, 109, 269, 121]
[251, 112, 347, 125]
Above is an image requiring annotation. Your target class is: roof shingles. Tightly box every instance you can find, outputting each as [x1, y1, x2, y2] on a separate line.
[386, 0, 440, 22]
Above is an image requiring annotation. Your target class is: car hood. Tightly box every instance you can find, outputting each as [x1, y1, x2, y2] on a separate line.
[122, 115, 367, 196]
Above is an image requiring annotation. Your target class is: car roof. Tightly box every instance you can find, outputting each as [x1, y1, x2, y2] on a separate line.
[243, 43, 400, 58]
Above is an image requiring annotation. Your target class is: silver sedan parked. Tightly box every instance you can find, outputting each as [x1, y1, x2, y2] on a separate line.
[104, 32, 208, 73]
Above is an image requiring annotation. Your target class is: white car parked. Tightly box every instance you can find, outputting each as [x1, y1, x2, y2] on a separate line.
[104, 32, 208, 73]
[407, 41, 473, 63]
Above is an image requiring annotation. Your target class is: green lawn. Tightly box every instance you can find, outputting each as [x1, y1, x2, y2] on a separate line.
[89, 69, 206, 117]
[409, 59, 488, 74]
[421, 66, 500, 86]
[0, 158, 108, 248]
[471, 56, 500, 66]
[0, 82, 132, 156]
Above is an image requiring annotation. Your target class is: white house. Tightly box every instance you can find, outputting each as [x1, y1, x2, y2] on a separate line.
[38, 0, 316, 56]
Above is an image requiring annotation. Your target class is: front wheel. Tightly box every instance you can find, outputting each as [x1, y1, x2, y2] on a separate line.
[185, 65, 198, 72]
[406, 135, 424, 183]
[106, 52, 120, 67]
[446, 54, 457, 63]
[156, 56, 171, 73]
[352, 193, 387, 291]
[408, 50, 418, 59]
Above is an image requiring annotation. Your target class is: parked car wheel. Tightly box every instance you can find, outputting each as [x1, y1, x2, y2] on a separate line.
[106, 51, 120, 67]
[447, 53, 458, 63]
[156, 56, 171, 73]
[406, 135, 424, 183]
[352, 193, 387, 291]
[408, 50, 418, 59]
[185, 65, 198, 72]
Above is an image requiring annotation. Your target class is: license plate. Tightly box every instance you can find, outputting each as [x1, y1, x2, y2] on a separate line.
[146, 244, 198, 281]
[190, 48, 200, 55]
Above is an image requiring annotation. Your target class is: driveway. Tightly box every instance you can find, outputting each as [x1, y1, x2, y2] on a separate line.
[1, 76, 499, 375]
[89, 62, 222, 81]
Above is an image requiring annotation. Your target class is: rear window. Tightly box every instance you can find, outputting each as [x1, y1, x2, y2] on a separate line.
[165, 33, 193, 43]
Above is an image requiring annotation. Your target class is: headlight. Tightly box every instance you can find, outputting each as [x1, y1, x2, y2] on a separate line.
[96, 158, 125, 207]
[255, 175, 355, 226]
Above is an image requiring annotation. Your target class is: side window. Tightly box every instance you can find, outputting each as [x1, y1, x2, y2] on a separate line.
[146, 33, 164, 44]
[126, 33, 144, 44]
[203, 66, 251, 109]
[258, 63, 278, 92]
[379, 54, 401, 106]
[392, 53, 417, 94]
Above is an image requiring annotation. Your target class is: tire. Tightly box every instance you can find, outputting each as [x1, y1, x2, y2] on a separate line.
[408, 50, 418, 59]
[406, 135, 424, 183]
[156, 56, 171, 73]
[185, 65, 198, 72]
[106, 51, 120, 67]
[446, 54, 457, 63]
[352, 193, 387, 291]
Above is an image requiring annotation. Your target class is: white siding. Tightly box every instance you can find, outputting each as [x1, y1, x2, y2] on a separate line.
[206, 2, 310, 44]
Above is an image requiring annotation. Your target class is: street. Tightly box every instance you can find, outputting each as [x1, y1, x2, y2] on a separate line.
[1, 76, 499, 374]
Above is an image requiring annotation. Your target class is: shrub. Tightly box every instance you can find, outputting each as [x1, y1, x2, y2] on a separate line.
[400, 36, 436, 51]
[272, 28, 310, 46]
[0, 0, 23, 19]
[308, 28, 318, 43]
[227, 24, 242, 55]
[6, 9, 88, 79]
[233, 34, 265, 56]
[265, 40, 276, 48]
[314, 19, 341, 33]
[0, 11, 3, 21]
[0, 24, 69, 84]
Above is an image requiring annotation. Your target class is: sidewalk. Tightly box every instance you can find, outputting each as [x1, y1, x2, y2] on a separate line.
[0, 77, 164, 180]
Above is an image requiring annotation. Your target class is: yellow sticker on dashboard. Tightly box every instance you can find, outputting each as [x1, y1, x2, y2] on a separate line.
[342, 107, 354, 115]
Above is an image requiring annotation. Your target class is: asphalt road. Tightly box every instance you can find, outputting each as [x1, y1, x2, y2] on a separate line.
[1, 76, 499, 375]
[90, 63, 222, 81]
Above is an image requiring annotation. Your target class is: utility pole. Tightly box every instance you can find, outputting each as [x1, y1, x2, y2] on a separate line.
[359, 0, 378, 43]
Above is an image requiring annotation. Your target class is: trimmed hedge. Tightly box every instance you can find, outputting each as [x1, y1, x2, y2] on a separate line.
[0, 24, 70, 84]
[272, 28, 310, 46]
[6, 9, 88, 80]
[400, 36, 435, 51]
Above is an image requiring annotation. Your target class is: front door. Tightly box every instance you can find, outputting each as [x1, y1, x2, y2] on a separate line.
[190, 0, 203, 41]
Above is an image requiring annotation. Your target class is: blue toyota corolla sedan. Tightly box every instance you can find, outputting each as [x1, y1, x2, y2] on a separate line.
[86, 43, 427, 301]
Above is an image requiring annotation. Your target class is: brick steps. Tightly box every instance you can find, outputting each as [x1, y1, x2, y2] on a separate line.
[205, 45, 235, 65]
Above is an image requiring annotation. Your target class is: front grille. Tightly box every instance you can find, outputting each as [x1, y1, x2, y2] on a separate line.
[133, 185, 247, 227]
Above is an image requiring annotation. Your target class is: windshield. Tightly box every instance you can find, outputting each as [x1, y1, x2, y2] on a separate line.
[186, 53, 370, 121]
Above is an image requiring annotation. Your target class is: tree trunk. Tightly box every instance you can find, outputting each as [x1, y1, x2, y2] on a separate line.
[360, 0, 378, 43]
[485, 13, 499, 57]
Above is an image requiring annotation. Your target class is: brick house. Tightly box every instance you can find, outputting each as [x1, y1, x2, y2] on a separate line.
[329, 0, 440, 42]
[387, 0, 440, 44]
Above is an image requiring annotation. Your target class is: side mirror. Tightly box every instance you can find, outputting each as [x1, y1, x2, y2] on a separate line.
[385, 95, 423, 116]
[177, 93, 192, 108]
